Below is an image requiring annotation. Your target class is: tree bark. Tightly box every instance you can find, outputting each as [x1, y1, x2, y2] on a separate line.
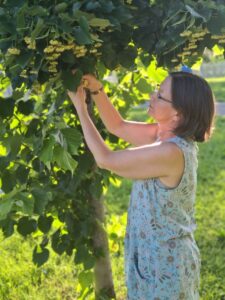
[90, 194, 116, 299]
[86, 91, 116, 299]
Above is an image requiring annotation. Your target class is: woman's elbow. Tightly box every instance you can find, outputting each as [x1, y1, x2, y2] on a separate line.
[96, 159, 110, 170]
[96, 160, 105, 169]
[96, 155, 113, 171]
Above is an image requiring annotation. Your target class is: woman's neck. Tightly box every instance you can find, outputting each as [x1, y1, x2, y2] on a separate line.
[156, 123, 177, 142]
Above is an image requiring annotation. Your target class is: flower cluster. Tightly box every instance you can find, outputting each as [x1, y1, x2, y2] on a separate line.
[172, 27, 209, 63]
[24, 36, 36, 50]
[211, 33, 225, 44]
[7, 48, 21, 55]
[43, 39, 102, 73]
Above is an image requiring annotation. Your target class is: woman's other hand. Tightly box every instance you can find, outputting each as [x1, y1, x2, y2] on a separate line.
[67, 85, 87, 112]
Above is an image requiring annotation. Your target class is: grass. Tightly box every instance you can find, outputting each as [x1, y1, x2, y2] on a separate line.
[0, 109, 225, 299]
[0, 233, 80, 300]
[206, 77, 225, 102]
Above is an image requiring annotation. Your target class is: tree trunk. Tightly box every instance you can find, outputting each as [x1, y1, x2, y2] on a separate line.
[90, 194, 116, 299]
[85, 91, 116, 299]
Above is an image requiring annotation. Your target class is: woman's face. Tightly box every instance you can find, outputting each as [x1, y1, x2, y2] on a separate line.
[147, 76, 180, 123]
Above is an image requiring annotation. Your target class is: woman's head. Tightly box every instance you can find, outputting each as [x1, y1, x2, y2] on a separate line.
[169, 71, 215, 142]
[149, 71, 215, 142]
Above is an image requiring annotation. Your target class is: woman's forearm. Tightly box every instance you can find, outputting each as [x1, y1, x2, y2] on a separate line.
[76, 106, 110, 167]
[91, 90, 124, 134]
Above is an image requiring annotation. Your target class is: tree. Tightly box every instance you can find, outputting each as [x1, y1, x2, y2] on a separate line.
[0, 0, 225, 298]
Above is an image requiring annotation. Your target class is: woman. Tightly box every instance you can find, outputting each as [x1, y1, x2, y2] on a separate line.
[68, 71, 215, 300]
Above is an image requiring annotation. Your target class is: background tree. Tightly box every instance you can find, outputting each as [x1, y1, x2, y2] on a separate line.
[0, 0, 225, 298]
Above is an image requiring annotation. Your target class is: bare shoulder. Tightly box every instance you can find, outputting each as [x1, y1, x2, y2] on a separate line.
[155, 140, 184, 170]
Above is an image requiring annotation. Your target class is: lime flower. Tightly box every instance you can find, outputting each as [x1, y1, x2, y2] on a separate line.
[8, 48, 21, 55]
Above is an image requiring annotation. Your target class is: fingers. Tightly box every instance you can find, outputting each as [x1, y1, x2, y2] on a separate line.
[67, 86, 84, 99]
[82, 78, 89, 88]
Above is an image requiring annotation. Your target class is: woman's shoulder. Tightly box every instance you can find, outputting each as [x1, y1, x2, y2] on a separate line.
[164, 135, 196, 148]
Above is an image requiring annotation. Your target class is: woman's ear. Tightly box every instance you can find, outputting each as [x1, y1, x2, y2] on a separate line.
[172, 111, 183, 123]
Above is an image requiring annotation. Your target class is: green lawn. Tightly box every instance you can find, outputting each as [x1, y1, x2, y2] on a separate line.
[0, 114, 225, 299]
[206, 77, 225, 102]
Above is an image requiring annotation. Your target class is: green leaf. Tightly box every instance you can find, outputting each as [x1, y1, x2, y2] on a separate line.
[27, 6, 49, 16]
[89, 18, 111, 29]
[38, 215, 53, 233]
[78, 271, 93, 290]
[61, 128, 82, 155]
[100, 1, 115, 14]
[17, 216, 37, 236]
[32, 157, 44, 173]
[75, 245, 95, 269]
[0, 97, 15, 118]
[39, 136, 55, 164]
[17, 52, 33, 69]
[61, 69, 83, 91]
[79, 16, 89, 33]
[74, 26, 92, 45]
[60, 51, 76, 64]
[5, 134, 22, 158]
[0, 217, 15, 237]
[31, 18, 45, 39]
[0, 197, 14, 221]
[17, 99, 35, 115]
[136, 78, 152, 94]
[25, 119, 40, 138]
[33, 245, 49, 267]
[9, 64, 22, 76]
[51, 230, 69, 255]
[55, 3, 68, 13]
[53, 145, 78, 175]
[85, 2, 100, 10]
[171, 12, 188, 27]
[101, 44, 118, 70]
[0, 184, 26, 220]
[207, 9, 225, 35]
[32, 188, 52, 215]
[14, 193, 34, 215]
[1, 171, 15, 193]
[0, 17, 16, 35]
[118, 46, 137, 69]
[163, 9, 183, 28]
[16, 9, 25, 29]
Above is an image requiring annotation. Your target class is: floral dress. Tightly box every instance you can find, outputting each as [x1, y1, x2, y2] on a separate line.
[124, 136, 201, 300]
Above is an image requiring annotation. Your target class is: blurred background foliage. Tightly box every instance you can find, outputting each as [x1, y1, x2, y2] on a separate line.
[0, 0, 225, 298]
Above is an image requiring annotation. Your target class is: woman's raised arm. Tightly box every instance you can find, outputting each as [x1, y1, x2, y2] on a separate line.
[83, 74, 158, 146]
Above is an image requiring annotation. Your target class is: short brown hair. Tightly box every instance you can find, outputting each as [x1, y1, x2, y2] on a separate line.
[169, 71, 215, 142]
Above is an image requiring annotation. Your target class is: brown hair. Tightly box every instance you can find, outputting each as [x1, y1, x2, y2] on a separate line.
[169, 71, 215, 142]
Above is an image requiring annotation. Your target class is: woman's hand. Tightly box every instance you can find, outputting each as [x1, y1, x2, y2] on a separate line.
[81, 73, 102, 92]
[67, 71, 102, 112]
[67, 85, 87, 112]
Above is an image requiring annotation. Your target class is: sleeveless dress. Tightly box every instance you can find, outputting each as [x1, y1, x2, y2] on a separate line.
[124, 136, 201, 300]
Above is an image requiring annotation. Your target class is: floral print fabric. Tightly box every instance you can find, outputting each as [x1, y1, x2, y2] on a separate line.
[124, 136, 201, 300]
